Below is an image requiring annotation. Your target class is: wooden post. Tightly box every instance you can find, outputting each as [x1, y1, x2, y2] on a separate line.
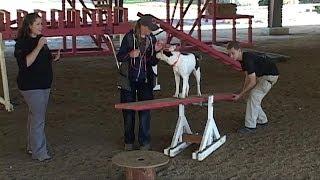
[268, 0, 289, 35]
[248, 17, 252, 44]
[179, 0, 185, 48]
[197, 0, 202, 41]
[0, 33, 13, 111]
[232, 17, 236, 42]
[166, 0, 170, 44]
[212, 0, 216, 44]
[118, 0, 124, 23]
[179, 0, 184, 32]
[268, 0, 283, 28]
[0, 12, 4, 31]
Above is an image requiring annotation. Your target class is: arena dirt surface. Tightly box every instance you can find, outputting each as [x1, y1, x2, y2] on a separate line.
[0, 32, 320, 179]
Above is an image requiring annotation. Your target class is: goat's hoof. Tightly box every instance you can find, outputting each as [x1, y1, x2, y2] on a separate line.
[173, 94, 179, 98]
[179, 94, 186, 99]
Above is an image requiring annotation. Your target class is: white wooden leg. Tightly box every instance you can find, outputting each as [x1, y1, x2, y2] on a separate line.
[192, 136, 226, 161]
[0, 33, 13, 112]
[164, 104, 192, 157]
[164, 95, 226, 161]
[152, 65, 160, 91]
[192, 95, 226, 161]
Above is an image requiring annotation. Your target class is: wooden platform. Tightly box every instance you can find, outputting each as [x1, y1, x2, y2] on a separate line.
[114, 94, 233, 111]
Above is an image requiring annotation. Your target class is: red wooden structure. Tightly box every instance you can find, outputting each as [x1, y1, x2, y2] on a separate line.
[0, 0, 131, 56]
[165, 0, 253, 47]
[204, 1, 253, 45]
[1, 0, 253, 65]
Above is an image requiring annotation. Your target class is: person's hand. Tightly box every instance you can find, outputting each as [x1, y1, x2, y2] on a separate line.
[37, 37, 47, 49]
[232, 93, 241, 101]
[129, 49, 140, 58]
[155, 40, 164, 52]
[53, 49, 61, 62]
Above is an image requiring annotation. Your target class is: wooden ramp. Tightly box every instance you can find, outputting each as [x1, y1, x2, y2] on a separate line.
[137, 13, 242, 71]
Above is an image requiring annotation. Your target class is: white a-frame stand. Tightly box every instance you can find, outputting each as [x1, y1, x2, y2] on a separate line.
[164, 95, 226, 161]
[0, 33, 13, 111]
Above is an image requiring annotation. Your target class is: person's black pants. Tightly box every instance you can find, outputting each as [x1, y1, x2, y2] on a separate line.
[120, 81, 154, 146]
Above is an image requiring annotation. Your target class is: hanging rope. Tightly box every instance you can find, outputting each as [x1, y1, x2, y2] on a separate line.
[105, 34, 120, 69]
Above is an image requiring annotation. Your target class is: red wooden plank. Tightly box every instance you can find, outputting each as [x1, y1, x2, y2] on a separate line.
[115, 94, 234, 111]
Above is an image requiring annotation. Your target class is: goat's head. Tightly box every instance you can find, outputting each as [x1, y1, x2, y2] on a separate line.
[156, 45, 179, 65]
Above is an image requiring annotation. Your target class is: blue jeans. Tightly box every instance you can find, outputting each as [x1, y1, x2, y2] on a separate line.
[120, 81, 154, 146]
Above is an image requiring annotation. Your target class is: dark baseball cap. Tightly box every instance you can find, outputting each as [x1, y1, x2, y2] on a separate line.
[139, 14, 159, 31]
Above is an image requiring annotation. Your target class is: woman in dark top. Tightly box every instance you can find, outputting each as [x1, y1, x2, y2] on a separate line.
[116, 14, 163, 150]
[14, 13, 60, 161]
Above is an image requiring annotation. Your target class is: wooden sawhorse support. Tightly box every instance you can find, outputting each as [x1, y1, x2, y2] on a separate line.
[115, 94, 233, 161]
[0, 33, 13, 111]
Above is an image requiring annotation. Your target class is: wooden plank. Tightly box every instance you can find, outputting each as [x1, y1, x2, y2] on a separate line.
[115, 93, 234, 111]
[202, 14, 254, 20]
[182, 134, 202, 144]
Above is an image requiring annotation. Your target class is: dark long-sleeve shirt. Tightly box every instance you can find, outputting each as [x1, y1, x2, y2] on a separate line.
[14, 35, 53, 90]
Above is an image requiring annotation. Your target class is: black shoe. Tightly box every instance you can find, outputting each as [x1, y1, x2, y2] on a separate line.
[27, 146, 54, 156]
[33, 155, 52, 162]
[238, 127, 256, 134]
[26, 150, 32, 155]
[257, 123, 268, 129]
[124, 144, 134, 151]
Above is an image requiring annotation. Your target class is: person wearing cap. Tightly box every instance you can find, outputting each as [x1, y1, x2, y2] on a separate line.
[116, 14, 163, 150]
[226, 41, 279, 134]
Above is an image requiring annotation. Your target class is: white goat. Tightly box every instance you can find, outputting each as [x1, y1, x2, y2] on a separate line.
[156, 46, 201, 98]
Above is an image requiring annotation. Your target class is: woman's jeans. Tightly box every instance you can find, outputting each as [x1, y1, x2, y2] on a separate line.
[120, 82, 154, 146]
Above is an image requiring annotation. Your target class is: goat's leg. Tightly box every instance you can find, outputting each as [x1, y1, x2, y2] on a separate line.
[173, 71, 180, 98]
[186, 75, 190, 97]
[181, 76, 189, 98]
[193, 68, 202, 96]
[186, 82, 190, 97]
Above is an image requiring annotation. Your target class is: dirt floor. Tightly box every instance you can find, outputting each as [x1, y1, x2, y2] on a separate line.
[1, 32, 320, 179]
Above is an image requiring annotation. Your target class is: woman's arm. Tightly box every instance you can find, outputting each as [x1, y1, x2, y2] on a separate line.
[14, 41, 28, 70]
[14, 37, 47, 69]
[146, 35, 161, 66]
[14, 40, 40, 69]
[116, 33, 132, 62]
[26, 37, 47, 66]
[25, 46, 42, 67]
